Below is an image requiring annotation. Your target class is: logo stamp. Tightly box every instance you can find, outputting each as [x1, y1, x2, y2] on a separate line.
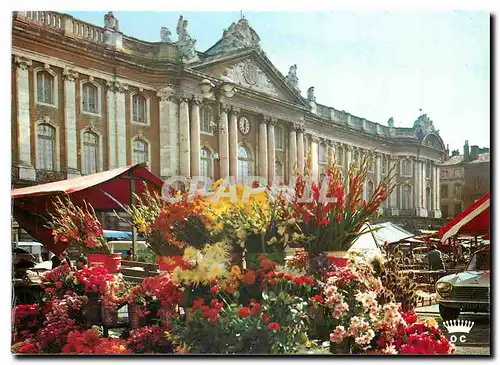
[443, 320, 474, 344]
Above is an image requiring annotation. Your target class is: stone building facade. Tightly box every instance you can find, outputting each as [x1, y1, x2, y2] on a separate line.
[11, 11, 446, 228]
[439, 141, 490, 219]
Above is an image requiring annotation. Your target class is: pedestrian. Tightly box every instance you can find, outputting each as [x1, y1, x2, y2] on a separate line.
[51, 250, 71, 269]
[427, 245, 445, 271]
[125, 249, 132, 261]
[76, 256, 88, 270]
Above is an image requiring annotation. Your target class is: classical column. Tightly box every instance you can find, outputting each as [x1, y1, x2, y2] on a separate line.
[434, 164, 442, 218]
[389, 157, 399, 215]
[375, 153, 381, 186]
[190, 95, 202, 177]
[421, 159, 428, 216]
[218, 106, 230, 179]
[63, 68, 80, 178]
[345, 145, 352, 172]
[14, 56, 35, 181]
[106, 82, 117, 169]
[288, 123, 297, 182]
[267, 116, 276, 184]
[258, 117, 268, 181]
[179, 94, 191, 177]
[106, 81, 128, 168]
[413, 158, 421, 215]
[157, 85, 179, 178]
[115, 82, 127, 167]
[228, 107, 239, 179]
[296, 125, 304, 173]
[310, 135, 319, 182]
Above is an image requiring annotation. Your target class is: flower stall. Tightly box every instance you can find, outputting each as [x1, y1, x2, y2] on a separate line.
[11, 152, 455, 355]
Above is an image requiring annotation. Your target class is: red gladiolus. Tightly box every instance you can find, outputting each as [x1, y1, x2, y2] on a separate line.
[268, 322, 280, 332]
[261, 313, 269, 322]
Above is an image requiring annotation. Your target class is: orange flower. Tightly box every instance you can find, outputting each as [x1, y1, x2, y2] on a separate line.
[237, 307, 251, 317]
[242, 270, 256, 285]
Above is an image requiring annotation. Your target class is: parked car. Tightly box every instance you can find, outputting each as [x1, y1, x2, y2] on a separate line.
[435, 247, 490, 320]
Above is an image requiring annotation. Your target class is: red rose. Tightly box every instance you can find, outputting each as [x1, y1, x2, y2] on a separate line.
[250, 303, 262, 315]
[56, 282, 62, 288]
[268, 322, 280, 332]
[210, 285, 220, 295]
[237, 307, 251, 318]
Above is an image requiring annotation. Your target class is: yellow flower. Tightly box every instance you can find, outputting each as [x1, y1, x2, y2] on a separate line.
[423, 317, 438, 328]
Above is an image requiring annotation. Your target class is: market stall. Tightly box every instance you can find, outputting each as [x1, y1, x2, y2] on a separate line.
[11, 164, 163, 256]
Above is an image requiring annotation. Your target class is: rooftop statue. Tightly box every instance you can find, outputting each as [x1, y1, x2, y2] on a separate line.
[104, 11, 119, 31]
[307, 86, 316, 102]
[285, 64, 300, 92]
[175, 15, 198, 63]
[160, 27, 172, 43]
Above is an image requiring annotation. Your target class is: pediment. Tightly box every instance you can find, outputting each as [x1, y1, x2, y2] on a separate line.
[193, 53, 308, 107]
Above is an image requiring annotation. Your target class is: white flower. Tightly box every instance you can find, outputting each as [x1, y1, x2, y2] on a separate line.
[382, 344, 398, 354]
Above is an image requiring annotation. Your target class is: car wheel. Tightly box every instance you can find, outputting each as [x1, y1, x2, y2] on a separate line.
[439, 304, 460, 320]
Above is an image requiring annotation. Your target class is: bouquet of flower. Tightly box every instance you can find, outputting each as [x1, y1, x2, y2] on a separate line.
[284, 150, 396, 254]
[126, 325, 174, 353]
[46, 196, 111, 254]
[12, 304, 41, 343]
[61, 329, 131, 354]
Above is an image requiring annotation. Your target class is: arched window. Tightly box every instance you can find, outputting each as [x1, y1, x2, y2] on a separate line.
[366, 180, 374, 199]
[401, 159, 412, 177]
[36, 71, 55, 104]
[200, 106, 213, 134]
[237, 145, 251, 183]
[82, 83, 98, 114]
[275, 126, 283, 150]
[336, 146, 344, 166]
[426, 186, 431, 211]
[82, 132, 98, 175]
[402, 184, 412, 210]
[454, 183, 461, 197]
[275, 161, 283, 179]
[132, 139, 148, 164]
[200, 147, 211, 178]
[37, 124, 55, 170]
[132, 94, 146, 123]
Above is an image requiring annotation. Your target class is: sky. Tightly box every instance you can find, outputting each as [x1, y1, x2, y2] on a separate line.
[69, 11, 490, 151]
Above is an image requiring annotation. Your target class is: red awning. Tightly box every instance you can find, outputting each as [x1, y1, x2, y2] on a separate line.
[12, 164, 164, 255]
[438, 192, 490, 242]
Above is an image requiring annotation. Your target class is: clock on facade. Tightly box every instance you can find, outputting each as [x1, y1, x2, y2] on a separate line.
[239, 116, 250, 135]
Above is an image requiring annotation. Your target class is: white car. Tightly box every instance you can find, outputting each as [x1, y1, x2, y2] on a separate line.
[435, 248, 490, 320]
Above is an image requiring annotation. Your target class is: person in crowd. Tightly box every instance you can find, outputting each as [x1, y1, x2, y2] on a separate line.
[76, 256, 88, 270]
[125, 250, 132, 261]
[427, 245, 445, 270]
[51, 250, 71, 269]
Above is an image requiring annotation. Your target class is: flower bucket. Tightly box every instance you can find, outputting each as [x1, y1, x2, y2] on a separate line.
[88, 253, 122, 274]
[128, 303, 140, 329]
[105, 253, 122, 274]
[88, 253, 108, 268]
[84, 292, 102, 325]
[103, 305, 119, 326]
[325, 251, 349, 267]
[157, 256, 183, 272]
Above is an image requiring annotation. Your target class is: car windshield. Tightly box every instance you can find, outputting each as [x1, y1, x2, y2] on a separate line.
[467, 250, 490, 271]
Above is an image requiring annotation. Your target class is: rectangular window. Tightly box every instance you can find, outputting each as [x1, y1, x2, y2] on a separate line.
[440, 185, 448, 198]
[275, 127, 283, 150]
[83, 83, 98, 114]
[381, 156, 387, 174]
[201, 107, 213, 134]
[37, 72, 54, 105]
[336, 148, 344, 166]
[401, 159, 412, 177]
[319, 144, 326, 163]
